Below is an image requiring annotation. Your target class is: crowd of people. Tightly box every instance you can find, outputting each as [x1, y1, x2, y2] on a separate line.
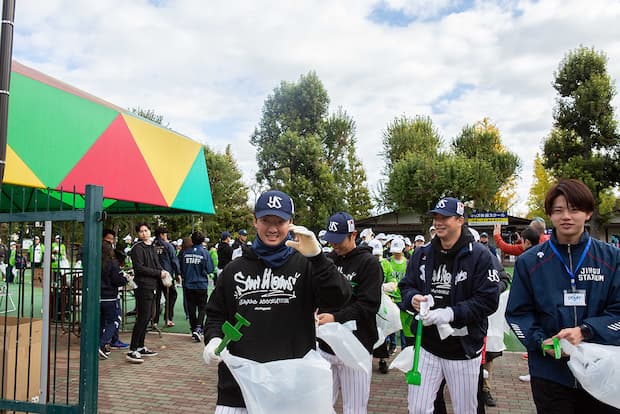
[92, 178, 619, 414]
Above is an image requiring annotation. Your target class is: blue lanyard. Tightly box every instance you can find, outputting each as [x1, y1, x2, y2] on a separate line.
[548, 237, 591, 292]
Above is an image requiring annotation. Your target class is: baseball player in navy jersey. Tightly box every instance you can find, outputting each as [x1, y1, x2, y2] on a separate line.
[399, 197, 500, 413]
[317, 212, 383, 414]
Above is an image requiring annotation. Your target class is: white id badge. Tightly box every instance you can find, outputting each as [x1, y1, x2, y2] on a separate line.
[563, 289, 586, 306]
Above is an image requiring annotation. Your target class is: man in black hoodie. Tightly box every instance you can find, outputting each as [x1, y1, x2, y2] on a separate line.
[203, 190, 351, 413]
[318, 211, 383, 414]
[399, 197, 500, 413]
[126, 222, 171, 364]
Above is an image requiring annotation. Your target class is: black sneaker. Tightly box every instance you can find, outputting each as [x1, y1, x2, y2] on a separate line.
[137, 347, 158, 357]
[98, 347, 110, 360]
[482, 391, 496, 407]
[191, 331, 201, 343]
[126, 350, 144, 364]
[379, 359, 388, 374]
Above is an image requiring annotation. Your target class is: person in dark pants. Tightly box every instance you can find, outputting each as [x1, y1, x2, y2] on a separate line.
[99, 240, 128, 359]
[507, 179, 620, 413]
[125, 222, 170, 364]
[153, 227, 180, 328]
[179, 231, 213, 342]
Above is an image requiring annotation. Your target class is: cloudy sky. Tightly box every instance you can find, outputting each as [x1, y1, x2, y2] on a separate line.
[10, 0, 620, 215]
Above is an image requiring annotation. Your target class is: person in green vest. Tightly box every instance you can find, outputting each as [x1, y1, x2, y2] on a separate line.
[28, 235, 45, 268]
[7, 242, 26, 284]
[51, 235, 68, 271]
[368, 239, 396, 374]
[387, 237, 409, 354]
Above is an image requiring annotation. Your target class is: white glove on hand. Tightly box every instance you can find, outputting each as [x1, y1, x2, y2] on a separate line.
[382, 282, 397, 292]
[203, 337, 222, 364]
[285, 224, 321, 257]
[422, 307, 454, 326]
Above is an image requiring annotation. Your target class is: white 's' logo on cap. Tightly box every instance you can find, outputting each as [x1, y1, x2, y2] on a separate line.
[267, 196, 282, 209]
[328, 221, 339, 232]
[436, 199, 447, 208]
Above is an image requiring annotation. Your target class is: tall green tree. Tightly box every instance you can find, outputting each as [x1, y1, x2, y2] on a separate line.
[542, 46, 620, 237]
[251, 72, 371, 229]
[382, 116, 520, 215]
[197, 145, 253, 242]
[527, 153, 555, 220]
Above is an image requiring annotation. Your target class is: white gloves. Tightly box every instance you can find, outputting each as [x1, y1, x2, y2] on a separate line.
[382, 282, 397, 292]
[203, 337, 222, 364]
[422, 307, 454, 326]
[285, 224, 321, 257]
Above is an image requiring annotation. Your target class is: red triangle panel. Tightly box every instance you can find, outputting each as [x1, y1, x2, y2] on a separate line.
[58, 114, 168, 207]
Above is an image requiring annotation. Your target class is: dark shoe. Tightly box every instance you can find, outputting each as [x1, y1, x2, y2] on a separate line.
[98, 346, 110, 360]
[137, 347, 158, 357]
[126, 309, 137, 317]
[126, 350, 144, 364]
[110, 340, 129, 349]
[379, 359, 388, 374]
[482, 391, 496, 407]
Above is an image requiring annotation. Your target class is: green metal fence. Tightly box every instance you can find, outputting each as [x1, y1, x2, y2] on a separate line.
[0, 185, 103, 413]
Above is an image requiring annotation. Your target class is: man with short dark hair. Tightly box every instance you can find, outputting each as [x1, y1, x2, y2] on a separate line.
[204, 190, 351, 413]
[153, 227, 180, 328]
[232, 229, 248, 250]
[507, 179, 620, 413]
[216, 231, 233, 282]
[400, 197, 500, 413]
[126, 222, 171, 364]
[317, 211, 383, 414]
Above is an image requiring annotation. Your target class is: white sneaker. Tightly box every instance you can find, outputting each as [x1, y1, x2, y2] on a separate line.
[518, 374, 531, 382]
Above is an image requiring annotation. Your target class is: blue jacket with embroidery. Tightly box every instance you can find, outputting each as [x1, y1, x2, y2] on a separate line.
[506, 230, 620, 388]
[399, 232, 500, 359]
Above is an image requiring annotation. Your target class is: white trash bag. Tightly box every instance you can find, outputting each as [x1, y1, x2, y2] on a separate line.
[373, 292, 402, 348]
[389, 345, 414, 372]
[317, 321, 371, 376]
[221, 349, 335, 414]
[560, 339, 620, 409]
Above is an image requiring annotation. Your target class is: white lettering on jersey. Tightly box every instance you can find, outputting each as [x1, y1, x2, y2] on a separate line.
[578, 267, 604, 282]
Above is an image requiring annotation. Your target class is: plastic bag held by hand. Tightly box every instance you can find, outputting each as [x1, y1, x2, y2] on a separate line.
[317, 322, 371, 375]
[161, 271, 173, 288]
[221, 349, 335, 414]
[203, 338, 222, 364]
[285, 225, 321, 257]
[560, 339, 620, 409]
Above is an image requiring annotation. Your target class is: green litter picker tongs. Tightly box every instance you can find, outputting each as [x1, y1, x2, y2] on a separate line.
[406, 312, 423, 385]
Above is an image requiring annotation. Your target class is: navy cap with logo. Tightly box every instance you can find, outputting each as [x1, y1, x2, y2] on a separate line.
[238, 229, 248, 236]
[221, 231, 231, 241]
[254, 190, 294, 220]
[323, 212, 356, 244]
[428, 197, 465, 217]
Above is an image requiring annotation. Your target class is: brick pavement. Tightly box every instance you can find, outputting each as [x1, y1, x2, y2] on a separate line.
[95, 332, 535, 413]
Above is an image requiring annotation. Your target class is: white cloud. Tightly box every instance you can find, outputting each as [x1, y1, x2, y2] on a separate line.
[10, 0, 620, 216]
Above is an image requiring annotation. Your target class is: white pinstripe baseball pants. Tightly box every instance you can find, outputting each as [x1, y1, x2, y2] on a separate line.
[215, 406, 247, 414]
[407, 347, 481, 414]
[319, 349, 372, 414]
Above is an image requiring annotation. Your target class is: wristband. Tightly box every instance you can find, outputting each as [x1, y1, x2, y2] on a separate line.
[579, 323, 593, 340]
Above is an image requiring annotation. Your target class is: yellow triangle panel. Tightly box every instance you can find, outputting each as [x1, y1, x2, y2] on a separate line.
[4, 145, 46, 188]
[122, 113, 203, 205]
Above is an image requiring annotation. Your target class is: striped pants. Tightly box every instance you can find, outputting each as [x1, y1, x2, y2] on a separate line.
[408, 347, 481, 414]
[319, 349, 372, 414]
[214, 406, 247, 414]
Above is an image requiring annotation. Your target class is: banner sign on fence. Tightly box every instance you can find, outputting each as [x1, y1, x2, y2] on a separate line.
[469, 211, 508, 226]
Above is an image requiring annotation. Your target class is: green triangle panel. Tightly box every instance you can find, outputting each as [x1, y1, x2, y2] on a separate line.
[171, 150, 215, 214]
[7, 72, 119, 187]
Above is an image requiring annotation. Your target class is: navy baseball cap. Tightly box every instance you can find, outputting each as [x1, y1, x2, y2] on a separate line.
[221, 231, 231, 240]
[238, 229, 248, 236]
[254, 190, 294, 220]
[480, 232, 489, 237]
[428, 197, 465, 217]
[323, 212, 356, 243]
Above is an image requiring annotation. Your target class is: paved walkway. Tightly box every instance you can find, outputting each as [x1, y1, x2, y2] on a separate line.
[96, 332, 536, 413]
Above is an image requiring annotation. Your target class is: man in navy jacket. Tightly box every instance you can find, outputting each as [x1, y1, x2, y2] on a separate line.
[399, 197, 500, 413]
[507, 179, 620, 413]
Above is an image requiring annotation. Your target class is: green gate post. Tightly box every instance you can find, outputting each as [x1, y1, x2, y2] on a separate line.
[79, 185, 103, 413]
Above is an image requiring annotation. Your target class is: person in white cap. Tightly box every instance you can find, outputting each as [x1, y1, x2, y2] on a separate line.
[429, 226, 437, 240]
[414, 235, 426, 249]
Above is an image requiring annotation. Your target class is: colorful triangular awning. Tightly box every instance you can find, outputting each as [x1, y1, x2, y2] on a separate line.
[3, 61, 215, 215]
